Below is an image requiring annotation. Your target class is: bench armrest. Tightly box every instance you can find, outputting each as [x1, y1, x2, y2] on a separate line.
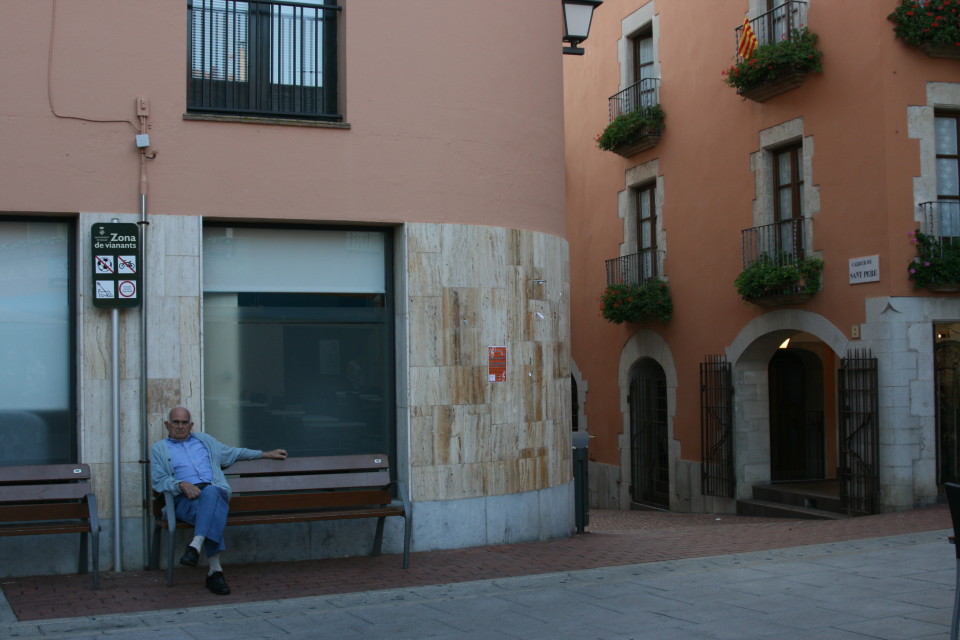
[162, 491, 177, 532]
[85, 493, 101, 533]
[390, 480, 412, 515]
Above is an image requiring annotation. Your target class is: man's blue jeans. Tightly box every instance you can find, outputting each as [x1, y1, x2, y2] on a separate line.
[173, 485, 229, 557]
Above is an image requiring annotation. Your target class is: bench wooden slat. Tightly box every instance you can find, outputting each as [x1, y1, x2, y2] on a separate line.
[227, 506, 406, 526]
[0, 483, 91, 504]
[225, 454, 389, 476]
[0, 502, 93, 523]
[0, 522, 95, 536]
[228, 470, 390, 494]
[159, 505, 407, 529]
[0, 464, 91, 484]
[229, 488, 393, 513]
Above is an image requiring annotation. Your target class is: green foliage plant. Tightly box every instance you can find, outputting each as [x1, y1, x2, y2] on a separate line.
[907, 229, 960, 288]
[595, 106, 665, 152]
[600, 280, 673, 324]
[734, 254, 824, 301]
[889, 0, 960, 49]
[722, 26, 823, 94]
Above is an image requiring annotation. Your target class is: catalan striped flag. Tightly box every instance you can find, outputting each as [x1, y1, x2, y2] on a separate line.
[737, 15, 758, 59]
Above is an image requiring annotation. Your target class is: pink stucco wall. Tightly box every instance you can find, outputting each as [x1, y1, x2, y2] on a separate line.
[0, 0, 567, 236]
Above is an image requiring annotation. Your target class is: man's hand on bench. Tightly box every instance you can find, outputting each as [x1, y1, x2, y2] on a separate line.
[262, 449, 288, 460]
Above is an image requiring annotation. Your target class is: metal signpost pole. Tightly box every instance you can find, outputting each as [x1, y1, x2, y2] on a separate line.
[92, 220, 142, 573]
[112, 305, 121, 571]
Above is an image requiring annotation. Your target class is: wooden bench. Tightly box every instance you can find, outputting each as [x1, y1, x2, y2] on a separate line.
[149, 454, 411, 587]
[0, 464, 101, 590]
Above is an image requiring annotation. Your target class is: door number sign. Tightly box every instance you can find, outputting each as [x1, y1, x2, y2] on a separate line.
[91, 223, 141, 309]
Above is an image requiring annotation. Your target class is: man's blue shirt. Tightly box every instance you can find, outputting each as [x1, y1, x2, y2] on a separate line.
[165, 434, 213, 485]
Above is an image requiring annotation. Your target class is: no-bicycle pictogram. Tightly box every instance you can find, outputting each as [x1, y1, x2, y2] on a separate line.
[117, 256, 137, 274]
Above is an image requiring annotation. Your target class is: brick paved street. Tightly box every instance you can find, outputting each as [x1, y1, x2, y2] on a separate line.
[1, 505, 950, 623]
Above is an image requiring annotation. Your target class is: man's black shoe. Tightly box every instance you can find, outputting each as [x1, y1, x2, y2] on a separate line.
[205, 571, 231, 595]
[179, 545, 199, 567]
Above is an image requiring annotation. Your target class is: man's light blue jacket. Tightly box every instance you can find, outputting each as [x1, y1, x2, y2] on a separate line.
[151, 431, 262, 500]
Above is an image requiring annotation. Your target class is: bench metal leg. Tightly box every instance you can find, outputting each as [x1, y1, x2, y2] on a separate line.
[88, 494, 101, 589]
[148, 524, 161, 570]
[372, 517, 385, 557]
[91, 530, 100, 590]
[161, 492, 177, 587]
[79, 531, 88, 575]
[166, 525, 176, 587]
[148, 521, 176, 587]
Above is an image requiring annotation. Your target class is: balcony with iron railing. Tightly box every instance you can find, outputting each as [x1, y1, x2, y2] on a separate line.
[608, 78, 660, 121]
[735, 1, 808, 56]
[909, 202, 960, 292]
[735, 219, 823, 306]
[920, 201, 960, 239]
[606, 249, 664, 287]
[597, 79, 663, 157]
[726, 1, 821, 103]
[601, 249, 672, 324]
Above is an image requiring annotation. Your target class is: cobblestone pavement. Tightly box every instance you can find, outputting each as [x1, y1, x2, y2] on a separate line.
[0, 504, 950, 625]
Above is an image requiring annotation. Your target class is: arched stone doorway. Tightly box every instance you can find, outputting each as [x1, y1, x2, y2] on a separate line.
[629, 358, 668, 508]
[727, 311, 850, 502]
[617, 330, 678, 510]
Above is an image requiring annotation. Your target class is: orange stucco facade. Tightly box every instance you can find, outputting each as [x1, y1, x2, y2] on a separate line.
[565, 0, 960, 514]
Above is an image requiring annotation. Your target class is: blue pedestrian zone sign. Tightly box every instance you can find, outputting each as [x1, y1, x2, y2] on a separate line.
[91, 223, 141, 309]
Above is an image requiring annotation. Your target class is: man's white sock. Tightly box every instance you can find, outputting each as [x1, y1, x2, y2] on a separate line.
[191, 535, 205, 551]
[208, 553, 222, 575]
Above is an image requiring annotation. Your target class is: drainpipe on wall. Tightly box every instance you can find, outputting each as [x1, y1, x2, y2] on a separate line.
[136, 98, 155, 570]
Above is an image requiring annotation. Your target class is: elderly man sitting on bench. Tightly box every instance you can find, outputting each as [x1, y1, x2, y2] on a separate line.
[150, 405, 287, 595]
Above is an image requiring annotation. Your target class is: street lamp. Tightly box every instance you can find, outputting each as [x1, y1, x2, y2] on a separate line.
[562, 0, 602, 55]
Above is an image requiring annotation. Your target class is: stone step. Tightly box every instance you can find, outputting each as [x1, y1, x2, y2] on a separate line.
[751, 482, 843, 514]
[736, 498, 849, 520]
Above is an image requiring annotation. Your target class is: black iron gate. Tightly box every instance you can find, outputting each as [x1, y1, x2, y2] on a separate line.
[629, 360, 669, 508]
[838, 349, 879, 515]
[701, 354, 734, 498]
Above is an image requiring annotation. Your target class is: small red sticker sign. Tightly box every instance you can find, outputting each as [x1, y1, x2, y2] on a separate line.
[488, 346, 506, 382]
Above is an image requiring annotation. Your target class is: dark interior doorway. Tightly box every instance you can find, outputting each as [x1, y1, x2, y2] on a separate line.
[629, 358, 669, 508]
[769, 348, 825, 482]
[936, 336, 960, 485]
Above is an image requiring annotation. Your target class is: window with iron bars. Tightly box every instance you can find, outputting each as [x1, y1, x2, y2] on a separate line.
[188, 0, 341, 121]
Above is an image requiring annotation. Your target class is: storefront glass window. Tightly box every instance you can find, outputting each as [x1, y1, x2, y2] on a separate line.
[0, 219, 74, 465]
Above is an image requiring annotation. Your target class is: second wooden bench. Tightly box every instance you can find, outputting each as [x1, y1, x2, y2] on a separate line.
[0, 463, 101, 590]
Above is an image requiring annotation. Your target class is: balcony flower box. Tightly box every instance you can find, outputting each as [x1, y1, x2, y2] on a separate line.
[600, 280, 673, 324]
[737, 71, 808, 102]
[745, 292, 814, 307]
[723, 27, 823, 102]
[596, 106, 665, 158]
[927, 282, 960, 292]
[919, 42, 960, 59]
[907, 229, 960, 292]
[607, 133, 662, 157]
[734, 255, 824, 307]
[889, 0, 960, 59]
